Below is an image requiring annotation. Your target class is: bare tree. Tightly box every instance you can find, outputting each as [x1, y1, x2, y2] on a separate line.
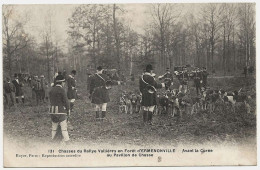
[149, 4, 182, 71]
[2, 5, 30, 77]
[237, 3, 255, 68]
[200, 4, 221, 73]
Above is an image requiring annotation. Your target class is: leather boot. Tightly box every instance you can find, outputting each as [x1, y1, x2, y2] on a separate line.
[143, 111, 148, 123]
[70, 102, 74, 112]
[96, 111, 100, 121]
[148, 111, 153, 125]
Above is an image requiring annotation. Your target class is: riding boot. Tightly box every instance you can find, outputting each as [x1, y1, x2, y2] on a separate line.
[96, 111, 100, 121]
[16, 98, 19, 104]
[101, 111, 106, 122]
[70, 102, 74, 112]
[148, 111, 153, 124]
[22, 97, 25, 104]
[143, 111, 148, 123]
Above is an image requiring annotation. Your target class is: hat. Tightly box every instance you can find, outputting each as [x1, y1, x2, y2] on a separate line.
[97, 66, 103, 71]
[71, 70, 76, 75]
[55, 75, 65, 82]
[146, 64, 153, 72]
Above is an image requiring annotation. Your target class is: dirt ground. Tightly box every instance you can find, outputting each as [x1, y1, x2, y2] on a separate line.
[3, 76, 256, 148]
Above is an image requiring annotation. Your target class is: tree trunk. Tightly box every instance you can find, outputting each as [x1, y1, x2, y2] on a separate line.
[232, 26, 236, 72]
[113, 4, 121, 72]
[223, 24, 226, 76]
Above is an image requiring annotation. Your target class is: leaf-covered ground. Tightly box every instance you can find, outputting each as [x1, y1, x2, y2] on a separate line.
[3, 76, 256, 147]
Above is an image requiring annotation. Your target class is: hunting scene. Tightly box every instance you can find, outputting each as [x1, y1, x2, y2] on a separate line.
[2, 3, 256, 148]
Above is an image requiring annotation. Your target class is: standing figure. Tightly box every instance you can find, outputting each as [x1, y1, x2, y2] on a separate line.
[201, 67, 209, 89]
[63, 70, 67, 80]
[89, 66, 120, 121]
[49, 75, 70, 144]
[193, 68, 202, 96]
[40, 75, 47, 102]
[31, 76, 38, 100]
[12, 74, 25, 104]
[178, 66, 189, 94]
[67, 70, 77, 112]
[33, 76, 42, 105]
[158, 67, 173, 90]
[28, 76, 32, 87]
[139, 64, 165, 125]
[4, 77, 15, 108]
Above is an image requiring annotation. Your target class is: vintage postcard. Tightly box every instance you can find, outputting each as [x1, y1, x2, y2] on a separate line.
[1, 0, 257, 167]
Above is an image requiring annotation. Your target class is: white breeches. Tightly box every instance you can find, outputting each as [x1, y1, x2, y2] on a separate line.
[95, 103, 107, 111]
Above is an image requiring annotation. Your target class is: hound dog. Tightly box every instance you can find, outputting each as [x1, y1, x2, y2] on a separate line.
[119, 92, 131, 114]
[223, 89, 251, 114]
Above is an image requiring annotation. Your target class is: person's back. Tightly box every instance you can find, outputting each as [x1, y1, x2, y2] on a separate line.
[49, 85, 69, 116]
[48, 76, 70, 143]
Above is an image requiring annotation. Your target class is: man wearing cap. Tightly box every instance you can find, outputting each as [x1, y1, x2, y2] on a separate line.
[12, 73, 25, 104]
[139, 64, 165, 125]
[67, 70, 77, 112]
[89, 66, 120, 121]
[49, 75, 70, 144]
[158, 67, 173, 90]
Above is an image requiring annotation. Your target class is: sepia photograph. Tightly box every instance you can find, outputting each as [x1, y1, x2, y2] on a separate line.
[1, 0, 257, 167]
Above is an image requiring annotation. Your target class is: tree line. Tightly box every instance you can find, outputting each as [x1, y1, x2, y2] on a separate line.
[2, 3, 255, 83]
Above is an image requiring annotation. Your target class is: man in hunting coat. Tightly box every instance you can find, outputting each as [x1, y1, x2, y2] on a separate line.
[67, 70, 77, 112]
[158, 67, 173, 90]
[178, 66, 189, 94]
[32, 76, 42, 105]
[193, 67, 203, 96]
[139, 64, 165, 125]
[201, 67, 209, 89]
[89, 66, 120, 121]
[12, 73, 25, 104]
[4, 77, 15, 107]
[40, 75, 48, 102]
[49, 75, 70, 143]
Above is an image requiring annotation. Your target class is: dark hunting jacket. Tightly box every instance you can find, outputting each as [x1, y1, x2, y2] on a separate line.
[4, 81, 15, 94]
[202, 71, 209, 86]
[89, 73, 109, 104]
[49, 85, 70, 123]
[177, 71, 189, 85]
[89, 73, 119, 104]
[67, 75, 76, 100]
[12, 78, 24, 96]
[139, 72, 163, 106]
[193, 71, 202, 86]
